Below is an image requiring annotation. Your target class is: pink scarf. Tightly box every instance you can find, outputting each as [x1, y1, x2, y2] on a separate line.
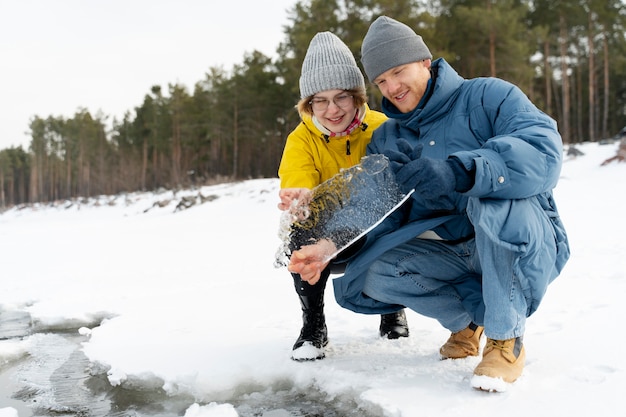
[312, 105, 365, 138]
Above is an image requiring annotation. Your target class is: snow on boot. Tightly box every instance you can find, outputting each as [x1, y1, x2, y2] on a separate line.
[291, 292, 328, 361]
[471, 337, 526, 392]
[440, 322, 484, 359]
[379, 309, 409, 339]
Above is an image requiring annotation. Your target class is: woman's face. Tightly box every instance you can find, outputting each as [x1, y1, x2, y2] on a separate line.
[310, 89, 357, 134]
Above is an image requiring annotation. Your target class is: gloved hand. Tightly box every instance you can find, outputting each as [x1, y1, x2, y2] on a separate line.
[398, 156, 456, 199]
[384, 139, 459, 210]
[383, 139, 419, 174]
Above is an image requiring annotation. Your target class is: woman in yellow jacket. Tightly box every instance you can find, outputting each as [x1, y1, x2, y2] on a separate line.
[277, 31, 409, 361]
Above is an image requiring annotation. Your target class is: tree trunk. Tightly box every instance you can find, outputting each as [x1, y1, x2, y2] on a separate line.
[66, 151, 72, 199]
[559, 13, 571, 144]
[588, 11, 596, 142]
[543, 40, 552, 116]
[488, 0, 496, 77]
[172, 112, 181, 186]
[232, 98, 238, 179]
[141, 139, 148, 190]
[0, 171, 5, 207]
[602, 33, 609, 138]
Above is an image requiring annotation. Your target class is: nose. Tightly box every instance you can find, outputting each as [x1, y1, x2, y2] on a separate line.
[325, 100, 341, 112]
[328, 100, 340, 109]
[386, 78, 402, 95]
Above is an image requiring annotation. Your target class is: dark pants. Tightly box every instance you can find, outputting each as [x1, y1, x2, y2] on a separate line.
[291, 261, 347, 296]
[292, 268, 330, 296]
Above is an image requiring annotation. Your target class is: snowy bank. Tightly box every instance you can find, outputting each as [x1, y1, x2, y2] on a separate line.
[0, 141, 624, 416]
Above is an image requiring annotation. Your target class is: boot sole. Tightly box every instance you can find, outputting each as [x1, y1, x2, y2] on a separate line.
[470, 375, 510, 393]
[291, 341, 327, 361]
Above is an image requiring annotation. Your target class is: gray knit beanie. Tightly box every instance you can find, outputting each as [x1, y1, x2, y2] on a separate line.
[361, 16, 432, 82]
[299, 31, 365, 99]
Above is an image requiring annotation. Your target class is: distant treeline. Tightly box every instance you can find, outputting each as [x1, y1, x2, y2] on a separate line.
[2, 0, 626, 207]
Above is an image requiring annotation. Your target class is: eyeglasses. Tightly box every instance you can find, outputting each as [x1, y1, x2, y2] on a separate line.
[309, 94, 354, 111]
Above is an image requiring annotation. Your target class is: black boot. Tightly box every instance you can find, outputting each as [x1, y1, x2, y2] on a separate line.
[292, 291, 328, 361]
[379, 309, 409, 339]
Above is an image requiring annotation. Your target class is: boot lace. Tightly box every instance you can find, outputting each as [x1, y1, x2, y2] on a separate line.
[486, 339, 508, 351]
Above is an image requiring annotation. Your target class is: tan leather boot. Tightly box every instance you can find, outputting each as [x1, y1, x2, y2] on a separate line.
[439, 323, 484, 359]
[472, 337, 525, 390]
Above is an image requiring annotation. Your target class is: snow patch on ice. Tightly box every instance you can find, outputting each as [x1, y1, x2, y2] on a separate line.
[0, 408, 18, 417]
[184, 402, 238, 417]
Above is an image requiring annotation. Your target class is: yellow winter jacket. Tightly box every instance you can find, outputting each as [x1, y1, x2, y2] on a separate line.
[278, 104, 387, 189]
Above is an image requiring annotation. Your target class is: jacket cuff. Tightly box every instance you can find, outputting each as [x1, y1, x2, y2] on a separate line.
[447, 157, 475, 192]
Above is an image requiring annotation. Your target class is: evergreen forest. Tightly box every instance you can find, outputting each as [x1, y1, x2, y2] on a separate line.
[2, 0, 626, 207]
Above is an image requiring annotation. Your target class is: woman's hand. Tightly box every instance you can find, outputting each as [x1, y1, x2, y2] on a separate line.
[288, 239, 337, 285]
[278, 188, 313, 211]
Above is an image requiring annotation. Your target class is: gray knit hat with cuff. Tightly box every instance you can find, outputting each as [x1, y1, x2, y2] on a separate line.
[299, 31, 365, 99]
[361, 16, 432, 82]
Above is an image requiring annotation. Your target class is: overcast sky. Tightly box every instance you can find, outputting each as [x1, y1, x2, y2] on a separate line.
[0, 0, 297, 150]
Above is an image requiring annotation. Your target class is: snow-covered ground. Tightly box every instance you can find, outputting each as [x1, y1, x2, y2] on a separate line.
[0, 141, 624, 416]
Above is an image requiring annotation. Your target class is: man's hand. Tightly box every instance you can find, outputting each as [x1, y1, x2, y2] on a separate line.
[384, 140, 458, 209]
[383, 139, 421, 175]
[396, 155, 456, 199]
[278, 188, 312, 211]
[288, 239, 337, 285]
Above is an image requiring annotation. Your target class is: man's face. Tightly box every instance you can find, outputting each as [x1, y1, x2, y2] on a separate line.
[373, 60, 432, 113]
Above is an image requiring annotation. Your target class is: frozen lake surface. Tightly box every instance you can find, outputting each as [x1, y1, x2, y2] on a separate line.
[0, 312, 377, 416]
[1, 141, 625, 417]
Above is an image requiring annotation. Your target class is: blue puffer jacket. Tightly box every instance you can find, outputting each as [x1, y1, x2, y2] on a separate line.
[332, 58, 570, 314]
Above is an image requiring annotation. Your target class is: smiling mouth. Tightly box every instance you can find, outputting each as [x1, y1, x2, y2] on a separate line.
[395, 91, 408, 101]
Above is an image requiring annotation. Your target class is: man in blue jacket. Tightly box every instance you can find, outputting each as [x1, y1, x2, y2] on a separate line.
[288, 16, 570, 392]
